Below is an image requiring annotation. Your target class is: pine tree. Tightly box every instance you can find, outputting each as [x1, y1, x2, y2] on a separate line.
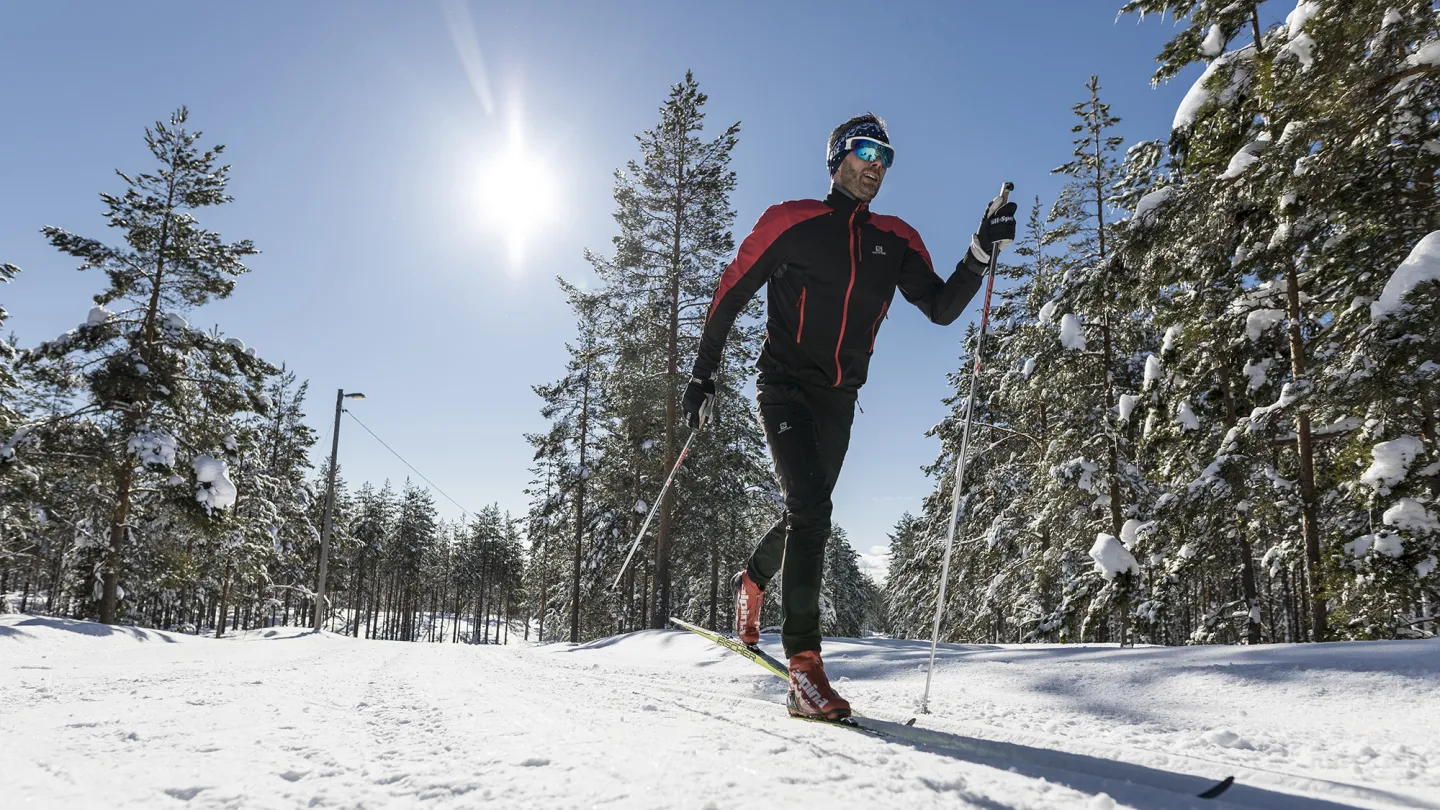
[9, 108, 269, 624]
[599, 72, 742, 628]
[820, 526, 874, 638]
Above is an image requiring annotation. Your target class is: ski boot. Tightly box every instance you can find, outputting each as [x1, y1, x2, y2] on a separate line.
[732, 570, 763, 646]
[786, 650, 851, 722]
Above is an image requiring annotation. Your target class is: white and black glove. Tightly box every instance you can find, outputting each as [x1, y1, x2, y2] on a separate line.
[682, 375, 716, 429]
[967, 194, 1018, 265]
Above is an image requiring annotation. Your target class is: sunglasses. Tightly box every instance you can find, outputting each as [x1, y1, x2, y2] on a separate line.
[846, 136, 895, 168]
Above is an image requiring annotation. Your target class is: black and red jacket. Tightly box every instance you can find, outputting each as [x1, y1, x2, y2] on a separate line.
[694, 187, 986, 392]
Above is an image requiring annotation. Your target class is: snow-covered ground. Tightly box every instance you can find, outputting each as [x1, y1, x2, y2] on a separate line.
[3, 616, 1438, 809]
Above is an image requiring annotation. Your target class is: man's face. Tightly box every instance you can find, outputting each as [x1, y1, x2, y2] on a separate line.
[834, 149, 887, 202]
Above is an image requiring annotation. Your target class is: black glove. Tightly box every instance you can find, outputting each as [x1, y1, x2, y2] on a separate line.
[968, 194, 1018, 265]
[682, 375, 716, 429]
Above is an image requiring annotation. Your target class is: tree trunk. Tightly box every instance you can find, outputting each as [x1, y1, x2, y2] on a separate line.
[572, 363, 591, 643]
[708, 522, 720, 631]
[215, 561, 233, 639]
[1283, 260, 1326, 641]
[654, 149, 686, 630]
[100, 465, 135, 624]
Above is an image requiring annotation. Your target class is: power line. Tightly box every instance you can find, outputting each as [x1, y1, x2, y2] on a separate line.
[342, 409, 473, 520]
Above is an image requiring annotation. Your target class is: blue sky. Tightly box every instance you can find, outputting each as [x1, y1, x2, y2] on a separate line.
[1, 2, 1217, 577]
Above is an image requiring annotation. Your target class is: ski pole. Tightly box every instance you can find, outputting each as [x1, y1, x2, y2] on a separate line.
[921, 181, 1013, 714]
[612, 428, 700, 590]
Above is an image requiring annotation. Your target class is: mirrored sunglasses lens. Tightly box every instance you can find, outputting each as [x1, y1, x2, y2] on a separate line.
[852, 140, 893, 168]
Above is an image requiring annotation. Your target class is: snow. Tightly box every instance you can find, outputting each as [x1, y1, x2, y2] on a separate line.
[193, 454, 238, 512]
[1419, 555, 1439, 578]
[1175, 61, 1222, 130]
[0, 425, 32, 463]
[1219, 147, 1259, 180]
[1200, 24, 1225, 57]
[1037, 299, 1058, 325]
[1243, 357, 1273, 391]
[1089, 534, 1141, 581]
[1132, 186, 1172, 223]
[12, 618, 1435, 808]
[1117, 393, 1141, 423]
[1382, 9, 1402, 28]
[1371, 231, 1440, 321]
[634, 498, 648, 514]
[1285, 1, 1320, 38]
[224, 337, 246, 351]
[1408, 40, 1440, 68]
[1175, 400, 1200, 431]
[1054, 457, 1101, 494]
[128, 431, 176, 469]
[1021, 357, 1036, 379]
[1119, 518, 1151, 547]
[1173, 49, 1250, 130]
[1350, 531, 1407, 558]
[1361, 435, 1426, 495]
[163, 312, 189, 332]
[1383, 498, 1440, 534]
[1283, 33, 1317, 69]
[1178, 542, 1197, 559]
[1161, 324, 1180, 354]
[1143, 353, 1163, 389]
[1314, 416, 1362, 437]
[1245, 308, 1285, 341]
[86, 305, 113, 326]
[1058, 313, 1086, 350]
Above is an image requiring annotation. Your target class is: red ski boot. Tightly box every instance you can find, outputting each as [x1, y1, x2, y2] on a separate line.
[786, 650, 851, 722]
[732, 570, 763, 646]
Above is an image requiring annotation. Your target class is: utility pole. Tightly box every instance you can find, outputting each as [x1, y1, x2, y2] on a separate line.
[316, 388, 364, 631]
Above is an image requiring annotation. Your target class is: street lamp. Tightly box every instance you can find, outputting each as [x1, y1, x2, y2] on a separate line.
[315, 389, 365, 632]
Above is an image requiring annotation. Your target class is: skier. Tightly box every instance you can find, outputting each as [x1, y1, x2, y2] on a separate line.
[682, 113, 1016, 721]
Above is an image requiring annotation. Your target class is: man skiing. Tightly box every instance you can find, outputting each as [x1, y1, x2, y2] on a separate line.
[682, 113, 1017, 721]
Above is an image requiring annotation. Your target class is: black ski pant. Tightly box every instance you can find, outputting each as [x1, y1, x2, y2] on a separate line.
[745, 379, 856, 658]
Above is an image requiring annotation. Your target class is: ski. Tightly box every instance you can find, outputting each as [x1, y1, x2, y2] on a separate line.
[668, 616, 1236, 800]
[668, 616, 911, 736]
[669, 616, 788, 679]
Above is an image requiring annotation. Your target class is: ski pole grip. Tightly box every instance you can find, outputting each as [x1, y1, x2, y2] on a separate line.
[999, 181, 1013, 206]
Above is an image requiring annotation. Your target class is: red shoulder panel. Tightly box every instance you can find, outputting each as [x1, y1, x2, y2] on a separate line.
[708, 199, 831, 320]
[869, 213, 934, 272]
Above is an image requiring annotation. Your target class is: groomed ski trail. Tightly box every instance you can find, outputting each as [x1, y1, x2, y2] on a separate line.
[4, 617, 1437, 809]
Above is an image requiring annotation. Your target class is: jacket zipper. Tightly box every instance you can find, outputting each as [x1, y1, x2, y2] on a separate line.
[868, 301, 888, 353]
[796, 287, 807, 342]
[834, 208, 860, 386]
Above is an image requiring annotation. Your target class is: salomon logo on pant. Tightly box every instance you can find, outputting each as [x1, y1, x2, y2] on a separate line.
[777, 421, 790, 433]
[871, 245, 886, 255]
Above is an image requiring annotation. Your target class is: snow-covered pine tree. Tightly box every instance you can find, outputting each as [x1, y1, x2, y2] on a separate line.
[1260, 1, 1440, 637]
[10, 108, 270, 624]
[820, 525, 874, 638]
[217, 367, 317, 634]
[595, 72, 742, 628]
[531, 284, 607, 642]
[348, 481, 391, 636]
[1123, 0, 1440, 641]
[1024, 78, 1157, 644]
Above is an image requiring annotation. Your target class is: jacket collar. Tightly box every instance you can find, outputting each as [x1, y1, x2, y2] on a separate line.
[825, 184, 869, 220]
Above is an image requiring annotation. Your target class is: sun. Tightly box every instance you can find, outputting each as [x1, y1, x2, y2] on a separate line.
[476, 125, 557, 267]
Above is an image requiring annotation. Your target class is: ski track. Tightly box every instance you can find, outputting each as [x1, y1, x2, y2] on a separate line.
[2, 618, 1438, 810]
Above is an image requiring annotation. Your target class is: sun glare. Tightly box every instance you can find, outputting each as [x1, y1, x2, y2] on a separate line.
[476, 123, 557, 269]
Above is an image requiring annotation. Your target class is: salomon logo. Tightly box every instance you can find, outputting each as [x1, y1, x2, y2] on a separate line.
[778, 421, 791, 434]
[872, 245, 886, 255]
